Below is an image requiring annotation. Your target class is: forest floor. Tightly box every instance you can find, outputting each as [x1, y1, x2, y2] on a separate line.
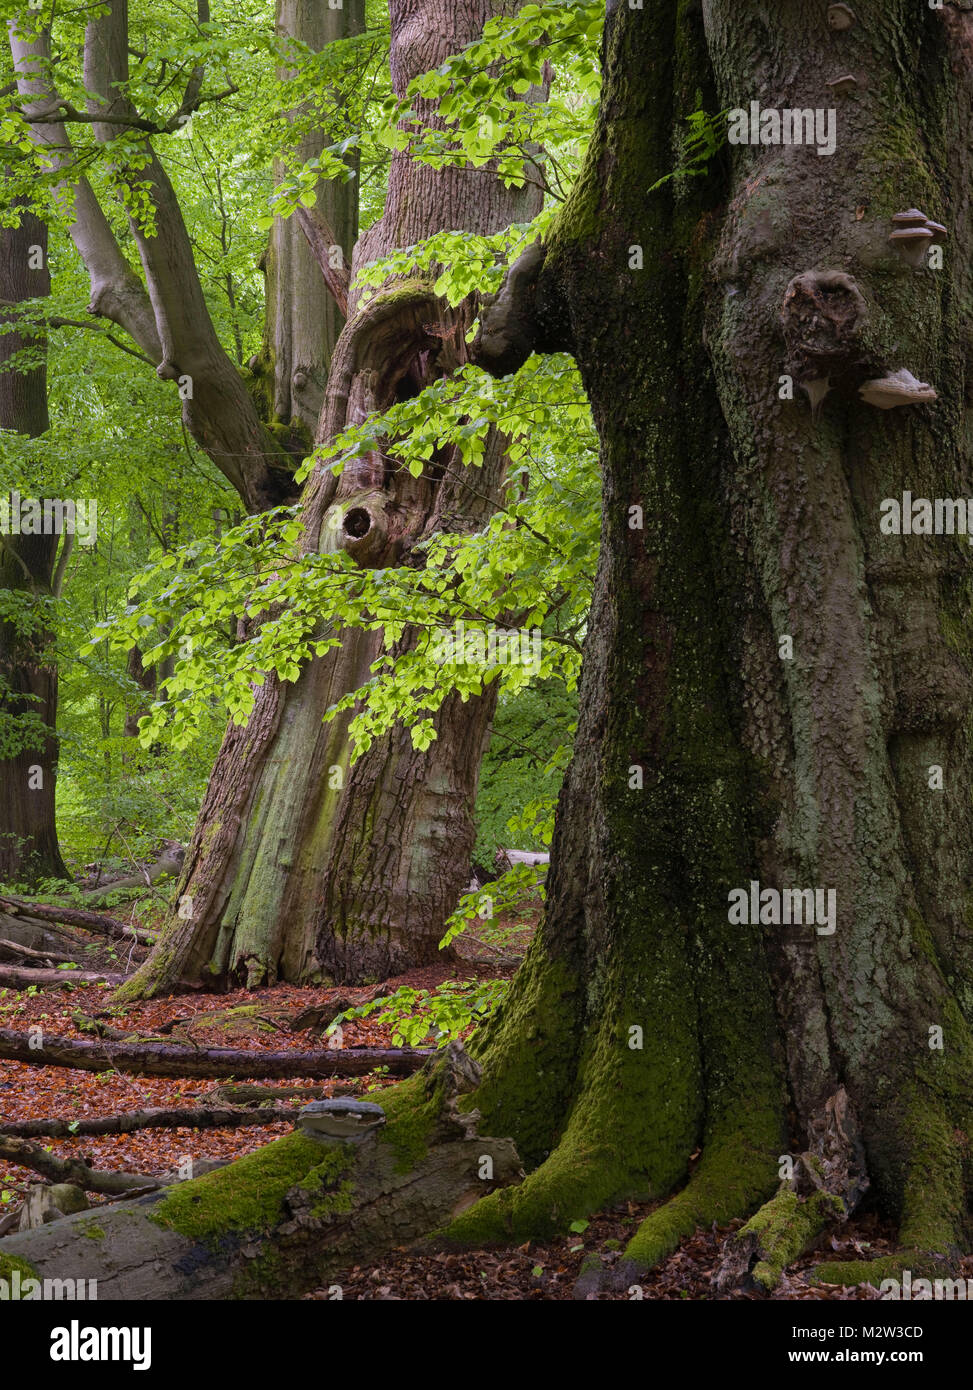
[1, 896, 962, 1301]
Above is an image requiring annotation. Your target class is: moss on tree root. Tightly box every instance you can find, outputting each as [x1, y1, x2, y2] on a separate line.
[624, 1130, 780, 1273]
[811, 1251, 958, 1289]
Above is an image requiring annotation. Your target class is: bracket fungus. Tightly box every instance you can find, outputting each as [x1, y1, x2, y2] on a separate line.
[298, 1099, 387, 1144]
[827, 4, 856, 29]
[888, 209, 946, 268]
[858, 369, 937, 410]
[826, 74, 858, 95]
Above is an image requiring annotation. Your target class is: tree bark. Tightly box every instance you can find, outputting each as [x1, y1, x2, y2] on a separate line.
[121, 0, 543, 996]
[10, 1, 968, 1303]
[443, 0, 973, 1291]
[0, 210, 69, 886]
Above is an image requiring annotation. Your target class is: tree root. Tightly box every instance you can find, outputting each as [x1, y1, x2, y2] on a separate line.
[809, 1250, 959, 1292]
[713, 1088, 870, 1295]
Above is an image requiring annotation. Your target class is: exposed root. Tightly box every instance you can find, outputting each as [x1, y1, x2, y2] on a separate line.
[713, 1088, 869, 1294]
[622, 1133, 778, 1283]
[810, 1250, 960, 1291]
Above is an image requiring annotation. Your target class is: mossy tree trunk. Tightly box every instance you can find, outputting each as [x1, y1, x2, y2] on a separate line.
[0, 212, 69, 886]
[446, 0, 973, 1287]
[120, 0, 542, 997]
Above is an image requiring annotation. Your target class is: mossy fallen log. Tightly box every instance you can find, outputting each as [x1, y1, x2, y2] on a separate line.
[0, 1073, 522, 1299]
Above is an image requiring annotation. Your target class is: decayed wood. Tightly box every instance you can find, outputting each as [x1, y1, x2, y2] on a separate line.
[0, 1026, 432, 1078]
[0, 1127, 523, 1299]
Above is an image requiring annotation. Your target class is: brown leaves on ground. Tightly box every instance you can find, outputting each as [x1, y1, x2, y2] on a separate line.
[310, 1208, 973, 1301]
[4, 905, 958, 1299]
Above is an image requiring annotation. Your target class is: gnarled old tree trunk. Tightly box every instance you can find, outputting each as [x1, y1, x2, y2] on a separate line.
[120, 0, 543, 996]
[446, 0, 973, 1289]
[0, 212, 69, 886]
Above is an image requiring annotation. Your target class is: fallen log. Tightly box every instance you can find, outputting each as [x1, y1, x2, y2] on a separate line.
[0, 1104, 303, 1140]
[0, 1046, 523, 1299]
[0, 1027, 433, 1079]
[0, 894, 156, 946]
[0, 911, 88, 959]
[79, 849, 184, 902]
[202, 1082, 359, 1107]
[0, 937, 78, 965]
[0, 1134, 160, 1196]
[0, 965, 129, 990]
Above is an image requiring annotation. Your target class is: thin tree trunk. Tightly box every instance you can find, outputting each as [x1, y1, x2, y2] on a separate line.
[0, 211, 69, 885]
[253, 0, 364, 437]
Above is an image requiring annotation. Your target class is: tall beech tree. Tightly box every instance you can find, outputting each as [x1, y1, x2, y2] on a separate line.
[1, 0, 360, 875]
[0, 213, 69, 884]
[121, 0, 543, 996]
[6, 0, 972, 1297]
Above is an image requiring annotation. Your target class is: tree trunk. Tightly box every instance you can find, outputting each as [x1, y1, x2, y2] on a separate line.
[253, 0, 364, 438]
[442, 0, 973, 1289]
[0, 211, 69, 886]
[120, 0, 543, 997]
